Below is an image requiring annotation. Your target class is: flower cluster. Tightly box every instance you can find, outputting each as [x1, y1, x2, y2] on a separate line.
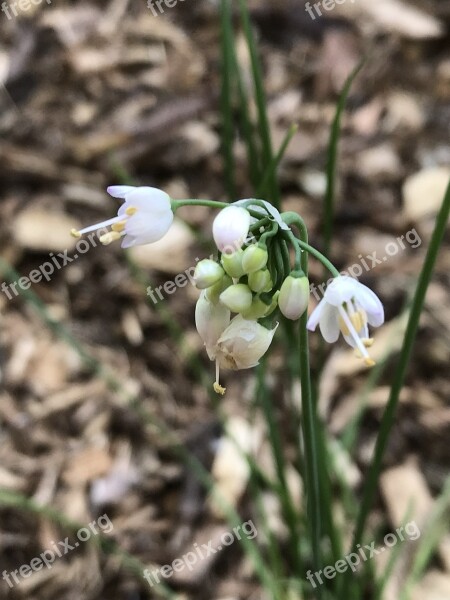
[72, 186, 385, 393]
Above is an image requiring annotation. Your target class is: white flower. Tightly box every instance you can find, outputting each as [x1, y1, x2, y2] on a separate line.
[71, 186, 173, 248]
[195, 291, 231, 361]
[213, 206, 251, 254]
[307, 275, 384, 366]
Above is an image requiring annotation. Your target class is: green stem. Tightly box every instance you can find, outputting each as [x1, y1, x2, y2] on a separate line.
[323, 59, 365, 262]
[238, 0, 279, 207]
[172, 199, 228, 211]
[296, 219, 323, 596]
[343, 177, 450, 592]
[220, 0, 237, 200]
[282, 213, 340, 276]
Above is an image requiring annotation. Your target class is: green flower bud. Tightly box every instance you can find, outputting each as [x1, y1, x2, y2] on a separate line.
[219, 283, 252, 313]
[279, 274, 310, 320]
[205, 275, 232, 304]
[241, 291, 279, 319]
[242, 243, 268, 274]
[221, 249, 245, 278]
[193, 259, 225, 289]
[248, 269, 273, 293]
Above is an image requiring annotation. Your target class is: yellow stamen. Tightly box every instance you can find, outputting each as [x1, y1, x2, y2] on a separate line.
[339, 309, 367, 336]
[363, 338, 374, 348]
[339, 317, 350, 336]
[351, 310, 364, 332]
[99, 231, 122, 245]
[364, 357, 376, 368]
[71, 229, 82, 239]
[214, 382, 226, 395]
[111, 221, 127, 232]
[125, 206, 137, 216]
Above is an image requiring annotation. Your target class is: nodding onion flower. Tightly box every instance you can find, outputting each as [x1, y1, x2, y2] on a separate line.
[71, 186, 173, 248]
[306, 276, 384, 366]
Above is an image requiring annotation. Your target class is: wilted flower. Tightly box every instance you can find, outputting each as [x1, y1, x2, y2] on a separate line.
[71, 186, 173, 248]
[195, 291, 230, 360]
[213, 206, 251, 254]
[279, 274, 310, 321]
[307, 275, 384, 366]
[213, 315, 278, 394]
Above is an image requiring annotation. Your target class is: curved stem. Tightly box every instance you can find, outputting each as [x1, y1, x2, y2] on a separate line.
[172, 199, 229, 211]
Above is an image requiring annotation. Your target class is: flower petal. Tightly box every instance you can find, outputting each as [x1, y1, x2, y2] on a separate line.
[319, 302, 340, 343]
[121, 187, 172, 214]
[122, 211, 173, 247]
[355, 283, 384, 327]
[324, 276, 359, 306]
[307, 300, 326, 331]
[107, 185, 136, 199]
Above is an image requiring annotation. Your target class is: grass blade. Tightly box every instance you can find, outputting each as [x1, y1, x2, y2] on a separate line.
[220, 0, 237, 200]
[344, 177, 450, 591]
[238, 0, 279, 206]
[323, 59, 365, 261]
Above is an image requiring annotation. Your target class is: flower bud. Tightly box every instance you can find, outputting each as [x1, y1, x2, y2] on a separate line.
[193, 259, 224, 289]
[241, 292, 279, 320]
[213, 206, 250, 255]
[216, 315, 278, 370]
[248, 269, 272, 293]
[279, 274, 310, 320]
[195, 291, 230, 360]
[219, 284, 252, 313]
[242, 243, 268, 274]
[205, 275, 232, 304]
[221, 250, 245, 279]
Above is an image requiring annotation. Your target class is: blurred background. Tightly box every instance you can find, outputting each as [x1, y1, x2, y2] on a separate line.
[0, 0, 449, 599]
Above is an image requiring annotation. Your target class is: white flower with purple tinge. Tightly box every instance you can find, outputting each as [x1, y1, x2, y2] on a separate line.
[307, 276, 384, 366]
[72, 186, 173, 248]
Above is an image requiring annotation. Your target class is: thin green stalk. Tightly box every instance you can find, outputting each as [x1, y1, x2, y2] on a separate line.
[282, 213, 340, 277]
[323, 59, 365, 261]
[228, 13, 261, 188]
[296, 219, 323, 597]
[257, 124, 298, 198]
[220, 0, 237, 200]
[344, 177, 450, 592]
[238, 0, 279, 207]
[256, 361, 302, 573]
